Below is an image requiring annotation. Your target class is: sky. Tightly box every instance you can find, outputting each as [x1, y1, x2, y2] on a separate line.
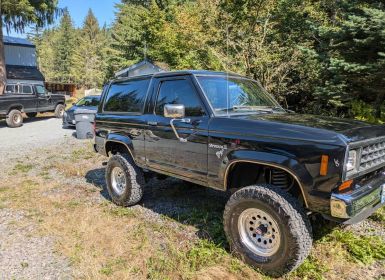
[3, 0, 120, 38]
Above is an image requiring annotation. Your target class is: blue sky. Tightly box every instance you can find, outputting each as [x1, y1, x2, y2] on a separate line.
[3, 0, 119, 38]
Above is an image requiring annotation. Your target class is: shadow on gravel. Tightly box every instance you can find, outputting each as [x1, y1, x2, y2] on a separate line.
[85, 167, 231, 248]
[85, 167, 339, 249]
[0, 116, 54, 128]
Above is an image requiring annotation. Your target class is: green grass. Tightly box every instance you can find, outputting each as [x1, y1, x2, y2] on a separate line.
[106, 206, 137, 218]
[12, 163, 33, 173]
[370, 207, 385, 222]
[291, 256, 328, 280]
[322, 229, 385, 264]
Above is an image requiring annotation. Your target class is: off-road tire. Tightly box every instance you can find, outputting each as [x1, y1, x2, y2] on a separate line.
[105, 153, 144, 206]
[6, 109, 23, 128]
[223, 184, 312, 277]
[54, 104, 65, 118]
[26, 112, 38, 118]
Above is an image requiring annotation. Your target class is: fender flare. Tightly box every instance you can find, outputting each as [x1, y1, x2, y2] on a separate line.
[222, 149, 313, 208]
[7, 103, 24, 114]
[104, 133, 135, 161]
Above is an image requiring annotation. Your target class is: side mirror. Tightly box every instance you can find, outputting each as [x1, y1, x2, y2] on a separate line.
[164, 104, 185, 119]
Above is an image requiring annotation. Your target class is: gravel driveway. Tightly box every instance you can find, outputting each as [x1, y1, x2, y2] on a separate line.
[0, 117, 74, 279]
[0, 117, 73, 163]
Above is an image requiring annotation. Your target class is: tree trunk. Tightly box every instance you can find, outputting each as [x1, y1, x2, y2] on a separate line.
[0, 10, 6, 95]
[374, 91, 384, 119]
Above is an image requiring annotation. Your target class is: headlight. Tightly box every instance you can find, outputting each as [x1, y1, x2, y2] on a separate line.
[346, 150, 358, 172]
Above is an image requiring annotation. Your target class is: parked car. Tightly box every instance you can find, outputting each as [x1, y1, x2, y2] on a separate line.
[62, 95, 101, 128]
[0, 83, 65, 128]
[94, 71, 385, 276]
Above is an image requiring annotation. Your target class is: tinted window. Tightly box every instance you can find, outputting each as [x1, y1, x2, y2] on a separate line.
[5, 85, 15, 93]
[22, 85, 33, 94]
[155, 79, 205, 117]
[77, 96, 100, 107]
[103, 79, 150, 113]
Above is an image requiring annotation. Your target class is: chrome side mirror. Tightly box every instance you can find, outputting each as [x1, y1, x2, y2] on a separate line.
[164, 104, 185, 118]
[164, 104, 190, 142]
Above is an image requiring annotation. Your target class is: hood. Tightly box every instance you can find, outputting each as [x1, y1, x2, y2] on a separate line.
[50, 93, 66, 101]
[67, 105, 97, 113]
[233, 113, 385, 143]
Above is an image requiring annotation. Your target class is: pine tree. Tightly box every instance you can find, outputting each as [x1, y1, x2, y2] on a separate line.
[72, 9, 108, 88]
[0, 0, 60, 93]
[53, 11, 77, 83]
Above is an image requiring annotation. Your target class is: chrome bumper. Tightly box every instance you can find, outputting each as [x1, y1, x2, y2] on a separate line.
[330, 171, 385, 224]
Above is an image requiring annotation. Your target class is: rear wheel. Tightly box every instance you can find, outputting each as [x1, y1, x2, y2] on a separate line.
[54, 104, 65, 118]
[223, 184, 312, 277]
[6, 109, 23, 128]
[105, 153, 145, 206]
[26, 112, 38, 118]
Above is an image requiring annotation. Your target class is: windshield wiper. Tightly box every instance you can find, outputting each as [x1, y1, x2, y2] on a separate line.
[233, 105, 274, 112]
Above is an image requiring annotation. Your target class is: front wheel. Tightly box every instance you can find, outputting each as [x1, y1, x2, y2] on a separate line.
[223, 185, 312, 277]
[54, 104, 65, 118]
[6, 109, 23, 128]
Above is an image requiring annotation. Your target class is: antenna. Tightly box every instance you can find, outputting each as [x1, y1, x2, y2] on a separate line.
[144, 41, 147, 60]
[226, 25, 229, 117]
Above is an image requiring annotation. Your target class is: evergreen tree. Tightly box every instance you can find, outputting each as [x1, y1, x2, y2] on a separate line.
[0, 0, 60, 93]
[53, 11, 77, 83]
[73, 9, 108, 88]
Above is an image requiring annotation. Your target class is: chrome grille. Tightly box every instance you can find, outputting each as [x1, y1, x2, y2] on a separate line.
[359, 140, 385, 172]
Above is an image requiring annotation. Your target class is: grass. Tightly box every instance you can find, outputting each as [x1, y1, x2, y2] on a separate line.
[12, 163, 33, 174]
[0, 140, 384, 279]
[323, 229, 385, 264]
[370, 207, 385, 222]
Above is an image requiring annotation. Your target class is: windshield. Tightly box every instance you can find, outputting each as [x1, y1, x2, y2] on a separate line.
[196, 76, 283, 115]
[76, 96, 100, 107]
[35, 85, 46, 95]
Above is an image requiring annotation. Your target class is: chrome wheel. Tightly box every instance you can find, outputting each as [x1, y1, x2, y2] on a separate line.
[111, 167, 127, 195]
[58, 108, 64, 117]
[13, 113, 22, 124]
[238, 208, 281, 257]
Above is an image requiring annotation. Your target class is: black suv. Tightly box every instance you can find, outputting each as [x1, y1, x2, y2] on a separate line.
[94, 71, 385, 276]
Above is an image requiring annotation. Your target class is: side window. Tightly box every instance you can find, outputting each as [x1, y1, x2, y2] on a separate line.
[155, 79, 205, 117]
[5, 85, 15, 94]
[22, 85, 33, 94]
[103, 79, 150, 113]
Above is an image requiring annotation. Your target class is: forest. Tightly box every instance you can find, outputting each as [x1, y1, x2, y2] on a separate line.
[31, 0, 385, 123]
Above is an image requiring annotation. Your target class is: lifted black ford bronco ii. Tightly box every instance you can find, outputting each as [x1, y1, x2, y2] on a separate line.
[94, 71, 385, 276]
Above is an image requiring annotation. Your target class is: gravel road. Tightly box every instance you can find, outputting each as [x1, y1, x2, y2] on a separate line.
[0, 117, 73, 163]
[0, 117, 74, 279]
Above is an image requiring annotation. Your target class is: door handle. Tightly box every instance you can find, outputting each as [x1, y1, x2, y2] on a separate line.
[147, 121, 158, 126]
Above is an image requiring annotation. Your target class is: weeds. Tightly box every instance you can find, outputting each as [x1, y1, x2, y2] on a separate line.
[323, 229, 385, 264]
[370, 207, 385, 222]
[12, 163, 33, 174]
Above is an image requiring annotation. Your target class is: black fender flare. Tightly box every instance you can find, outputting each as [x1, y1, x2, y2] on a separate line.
[221, 149, 313, 208]
[104, 133, 136, 162]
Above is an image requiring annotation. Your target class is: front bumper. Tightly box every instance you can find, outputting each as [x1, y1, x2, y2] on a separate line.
[330, 171, 385, 224]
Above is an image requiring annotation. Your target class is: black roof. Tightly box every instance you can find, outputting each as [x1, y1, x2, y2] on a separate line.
[112, 70, 245, 83]
[3, 36, 35, 48]
[6, 65, 45, 81]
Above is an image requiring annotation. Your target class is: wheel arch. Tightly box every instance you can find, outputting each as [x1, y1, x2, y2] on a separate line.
[7, 104, 24, 114]
[104, 134, 135, 162]
[222, 150, 313, 208]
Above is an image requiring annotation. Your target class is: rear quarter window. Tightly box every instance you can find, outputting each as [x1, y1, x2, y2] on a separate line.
[103, 79, 150, 113]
